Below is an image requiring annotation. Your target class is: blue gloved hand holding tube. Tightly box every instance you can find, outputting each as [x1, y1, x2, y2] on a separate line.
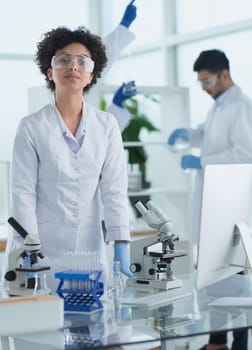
[120, 0, 137, 28]
[167, 128, 189, 146]
[181, 155, 201, 170]
[113, 81, 137, 108]
[114, 242, 133, 277]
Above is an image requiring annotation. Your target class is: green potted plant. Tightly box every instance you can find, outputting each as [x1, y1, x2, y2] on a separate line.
[121, 96, 159, 188]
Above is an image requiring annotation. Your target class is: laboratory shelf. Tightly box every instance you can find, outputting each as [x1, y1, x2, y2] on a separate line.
[128, 187, 167, 197]
[123, 141, 167, 147]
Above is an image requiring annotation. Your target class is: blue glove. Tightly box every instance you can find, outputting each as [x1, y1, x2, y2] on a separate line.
[114, 243, 133, 277]
[112, 81, 137, 107]
[168, 128, 189, 146]
[181, 155, 201, 170]
[120, 0, 137, 28]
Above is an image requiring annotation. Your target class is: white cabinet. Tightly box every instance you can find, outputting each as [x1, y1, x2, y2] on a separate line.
[100, 85, 191, 242]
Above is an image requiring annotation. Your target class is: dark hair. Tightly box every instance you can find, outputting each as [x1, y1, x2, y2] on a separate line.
[193, 49, 230, 73]
[35, 26, 108, 93]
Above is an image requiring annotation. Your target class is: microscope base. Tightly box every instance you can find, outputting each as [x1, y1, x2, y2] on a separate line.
[8, 287, 51, 297]
[126, 277, 183, 290]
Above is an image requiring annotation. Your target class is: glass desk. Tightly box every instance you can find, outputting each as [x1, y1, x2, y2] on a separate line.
[1, 273, 252, 350]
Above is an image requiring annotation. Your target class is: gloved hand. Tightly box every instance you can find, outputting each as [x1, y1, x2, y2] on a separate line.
[112, 81, 137, 107]
[120, 0, 137, 28]
[181, 155, 201, 170]
[114, 242, 133, 277]
[167, 128, 189, 146]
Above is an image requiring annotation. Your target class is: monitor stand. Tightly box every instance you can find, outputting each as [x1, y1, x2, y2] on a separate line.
[235, 222, 252, 270]
[209, 223, 252, 308]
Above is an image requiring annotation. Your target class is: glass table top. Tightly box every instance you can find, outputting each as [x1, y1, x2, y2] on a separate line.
[2, 273, 252, 349]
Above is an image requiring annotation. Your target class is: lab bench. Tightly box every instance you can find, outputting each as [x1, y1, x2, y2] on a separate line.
[1, 273, 252, 350]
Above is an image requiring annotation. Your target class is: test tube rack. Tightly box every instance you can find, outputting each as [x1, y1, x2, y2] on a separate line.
[55, 270, 104, 312]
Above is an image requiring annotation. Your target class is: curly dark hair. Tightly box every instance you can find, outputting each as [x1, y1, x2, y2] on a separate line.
[35, 26, 108, 94]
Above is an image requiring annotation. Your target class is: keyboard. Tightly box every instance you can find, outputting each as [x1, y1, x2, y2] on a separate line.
[122, 291, 191, 307]
[209, 297, 252, 307]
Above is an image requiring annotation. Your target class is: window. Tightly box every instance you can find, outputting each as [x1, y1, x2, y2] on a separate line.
[176, 0, 252, 33]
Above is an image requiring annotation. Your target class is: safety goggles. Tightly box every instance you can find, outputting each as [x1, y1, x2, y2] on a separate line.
[198, 72, 221, 88]
[51, 52, 94, 73]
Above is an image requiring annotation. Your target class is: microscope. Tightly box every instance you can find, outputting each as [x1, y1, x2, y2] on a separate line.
[4, 217, 51, 296]
[127, 201, 188, 290]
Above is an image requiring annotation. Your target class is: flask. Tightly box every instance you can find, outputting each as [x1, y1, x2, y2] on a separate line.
[106, 261, 124, 307]
[122, 81, 137, 96]
[173, 137, 189, 152]
[128, 163, 142, 191]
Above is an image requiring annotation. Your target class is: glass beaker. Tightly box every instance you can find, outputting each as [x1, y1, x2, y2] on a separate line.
[173, 137, 189, 152]
[106, 261, 124, 307]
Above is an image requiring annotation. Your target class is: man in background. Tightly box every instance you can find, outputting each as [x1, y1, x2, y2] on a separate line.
[168, 49, 252, 350]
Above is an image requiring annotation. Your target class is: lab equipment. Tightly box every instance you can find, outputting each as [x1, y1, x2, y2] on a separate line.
[127, 200, 188, 289]
[51, 53, 95, 73]
[174, 139, 189, 152]
[196, 164, 252, 290]
[112, 81, 137, 107]
[122, 290, 191, 307]
[209, 297, 252, 307]
[55, 251, 104, 313]
[128, 163, 142, 191]
[181, 155, 201, 170]
[5, 217, 51, 296]
[198, 73, 220, 88]
[120, 0, 137, 28]
[107, 261, 124, 311]
[168, 128, 189, 148]
[122, 80, 137, 96]
[114, 242, 132, 277]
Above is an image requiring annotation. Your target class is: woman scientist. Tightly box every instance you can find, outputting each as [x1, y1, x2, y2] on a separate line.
[6, 26, 132, 291]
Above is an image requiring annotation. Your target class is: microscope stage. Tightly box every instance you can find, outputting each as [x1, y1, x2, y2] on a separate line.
[16, 266, 51, 272]
[148, 250, 188, 258]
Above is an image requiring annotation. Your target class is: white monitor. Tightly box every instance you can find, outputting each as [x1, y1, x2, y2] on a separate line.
[196, 163, 252, 290]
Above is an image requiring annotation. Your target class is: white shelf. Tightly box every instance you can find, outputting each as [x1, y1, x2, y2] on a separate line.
[123, 141, 167, 147]
[127, 188, 188, 197]
[128, 187, 166, 197]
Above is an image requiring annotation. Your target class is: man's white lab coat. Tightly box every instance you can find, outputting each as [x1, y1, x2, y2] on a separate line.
[189, 85, 252, 243]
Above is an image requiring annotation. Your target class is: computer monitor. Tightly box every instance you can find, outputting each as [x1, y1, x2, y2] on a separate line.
[196, 163, 252, 290]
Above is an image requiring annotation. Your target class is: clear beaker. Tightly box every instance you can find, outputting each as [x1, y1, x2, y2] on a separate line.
[106, 261, 124, 307]
[173, 137, 189, 152]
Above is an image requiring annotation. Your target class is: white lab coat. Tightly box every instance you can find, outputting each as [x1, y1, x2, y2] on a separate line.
[103, 24, 135, 74]
[106, 104, 131, 132]
[188, 85, 252, 243]
[6, 102, 130, 291]
[1, 25, 135, 293]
